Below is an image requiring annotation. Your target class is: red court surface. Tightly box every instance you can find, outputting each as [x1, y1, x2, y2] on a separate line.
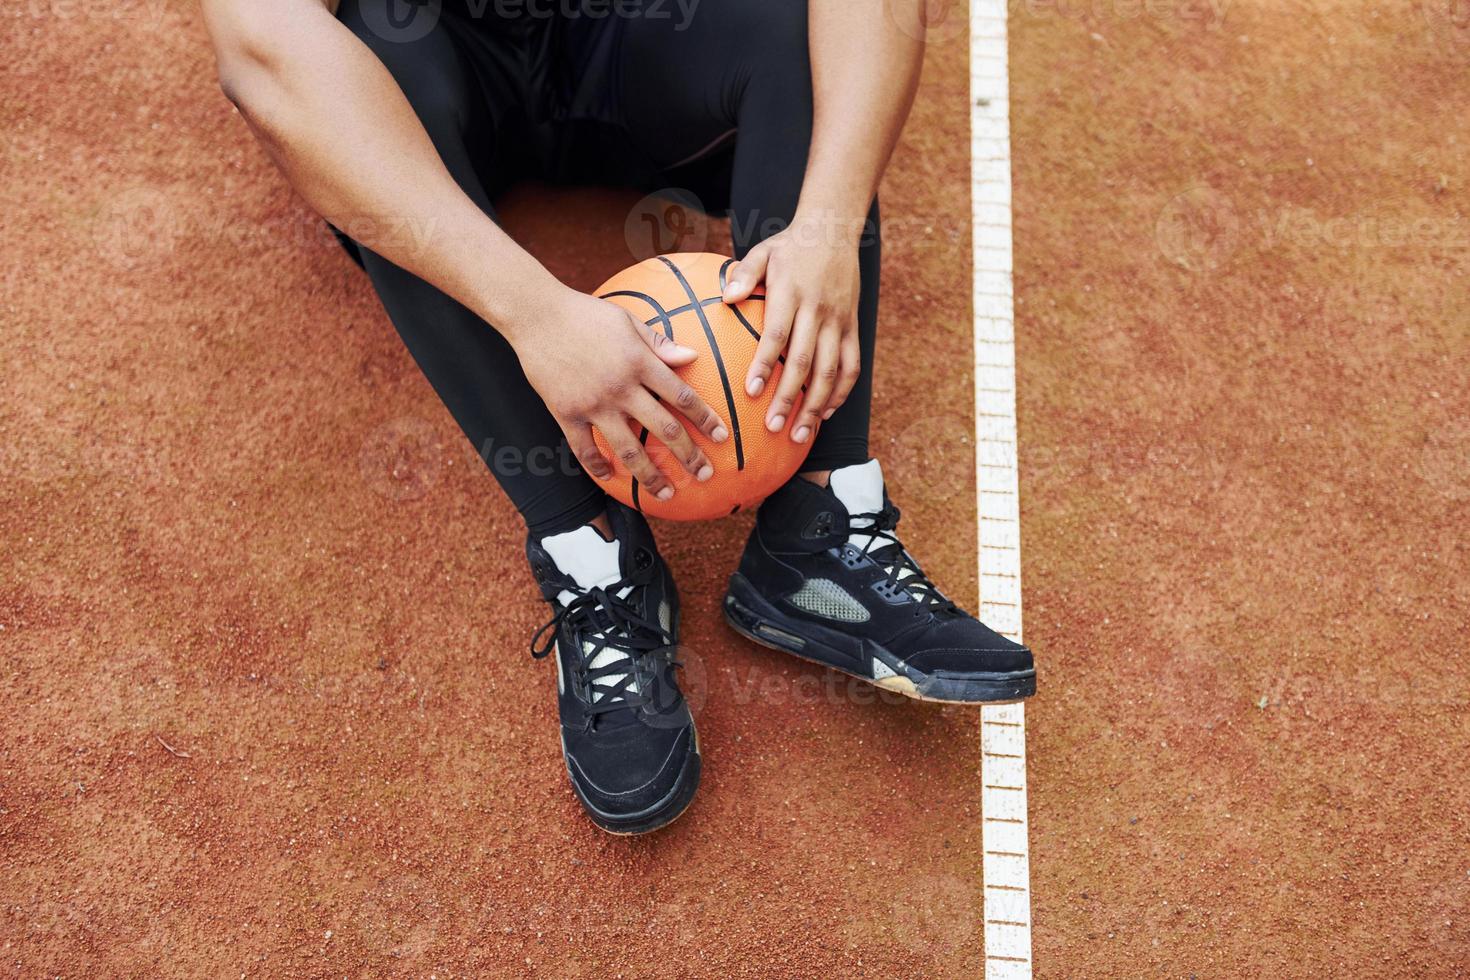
[2, 1, 1467, 976]
[1013, 2, 1468, 974]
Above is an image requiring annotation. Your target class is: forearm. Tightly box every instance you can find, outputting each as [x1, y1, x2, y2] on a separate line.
[800, 0, 925, 234]
[201, 0, 561, 342]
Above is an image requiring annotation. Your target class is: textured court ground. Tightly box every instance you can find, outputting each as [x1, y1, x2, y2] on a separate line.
[2, 1, 1468, 976]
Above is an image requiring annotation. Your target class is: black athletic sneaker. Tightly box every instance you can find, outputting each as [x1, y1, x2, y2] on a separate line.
[723, 460, 1036, 704]
[527, 501, 700, 834]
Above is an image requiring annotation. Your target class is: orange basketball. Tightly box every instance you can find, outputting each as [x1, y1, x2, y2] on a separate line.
[591, 252, 811, 521]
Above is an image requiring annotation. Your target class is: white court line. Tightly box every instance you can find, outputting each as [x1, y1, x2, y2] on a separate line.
[972, 3, 1033, 978]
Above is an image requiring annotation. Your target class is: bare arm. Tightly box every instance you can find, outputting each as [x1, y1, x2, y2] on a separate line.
[200, 0, 727, 494]
[801, 0, 925, 227]
[724, 0, 925, 445]
[201, 0, 556, 332]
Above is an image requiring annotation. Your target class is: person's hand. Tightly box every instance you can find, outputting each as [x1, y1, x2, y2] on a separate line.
[513, 288, 730, 500]
[721, 212, 863, 444]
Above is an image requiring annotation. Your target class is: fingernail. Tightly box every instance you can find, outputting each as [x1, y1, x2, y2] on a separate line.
[793, 425, 811, 443]
[712, 425, 729, 443]
[656, 486, 675, 501]
[768, 414, 785, 432]
[696, 464, 714, 482]
[674, 344, 697, 357]
[747, 376, 764, 397]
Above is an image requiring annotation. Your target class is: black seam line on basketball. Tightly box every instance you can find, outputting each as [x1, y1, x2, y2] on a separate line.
[715, 264, 767, 303]
[647, 295, 766, 325]
[719, 259, 766, 342]
[717, 265, 799, 387]
[629, 425, 651, 513]
[599, 290, 674, 339]
[596, 289, 671, 508]
[656, 256, 745, 471]
[728, 304, 763, 344]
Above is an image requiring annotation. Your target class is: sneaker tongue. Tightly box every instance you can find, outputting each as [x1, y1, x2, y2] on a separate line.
[540, 525, 622, 595]
[828, 459, 886, 550]
[827, 460, 932, 602]
[539, 523, 637, 705]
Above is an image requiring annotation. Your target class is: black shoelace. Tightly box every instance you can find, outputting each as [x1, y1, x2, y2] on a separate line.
[851, 506, 958, 615]
[530, 573, 674, 724]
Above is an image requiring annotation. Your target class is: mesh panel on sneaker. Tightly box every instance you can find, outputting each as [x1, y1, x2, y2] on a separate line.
[787, 578, 871, 623]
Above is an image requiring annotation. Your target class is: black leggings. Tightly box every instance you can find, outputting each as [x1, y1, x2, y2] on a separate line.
[337, 0, 881, 537]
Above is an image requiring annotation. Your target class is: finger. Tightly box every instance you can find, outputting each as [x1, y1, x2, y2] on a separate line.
[644, 363, 730, 444]
[635, 316, 699, 368]
[825, 330, 862, 420]
[631, 391, 714, 482]
[722, 244, 769, 304]
[791, 326, 840, 444]
[567, 419, 613, 480]
[600, 415, 676, 501]
[768, 305, 818, 433]
[748, 275, 795, 397]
